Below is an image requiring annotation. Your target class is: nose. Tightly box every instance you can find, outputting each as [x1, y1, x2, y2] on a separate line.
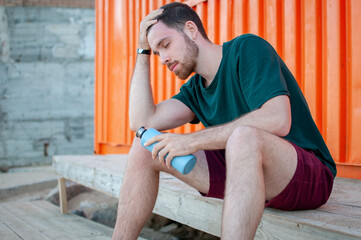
[160, 53, 170, 65]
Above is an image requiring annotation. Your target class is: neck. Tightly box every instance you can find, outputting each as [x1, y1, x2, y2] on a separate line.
[194, 40, 223, 87]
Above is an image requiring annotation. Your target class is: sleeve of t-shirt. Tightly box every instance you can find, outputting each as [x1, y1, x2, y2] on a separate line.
[171, 78, 200, 124]
[237, 36, 290, 111]
[172, 81, 191, 109]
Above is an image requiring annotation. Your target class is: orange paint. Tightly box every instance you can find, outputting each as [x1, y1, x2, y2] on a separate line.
[95, 0, 361, 179]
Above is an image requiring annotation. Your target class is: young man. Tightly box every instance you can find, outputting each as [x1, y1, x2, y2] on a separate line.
[112, 2, 336, 239]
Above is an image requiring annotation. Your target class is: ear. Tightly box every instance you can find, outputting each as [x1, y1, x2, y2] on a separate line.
[184, 21, 198, 40]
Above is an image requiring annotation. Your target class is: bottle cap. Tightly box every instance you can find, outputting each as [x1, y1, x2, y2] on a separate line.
[136, 126, 147, 139]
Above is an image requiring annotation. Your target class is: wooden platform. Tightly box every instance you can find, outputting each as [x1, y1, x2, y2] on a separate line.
[53, 154, 361, 239]
[0, 200, 113, 240]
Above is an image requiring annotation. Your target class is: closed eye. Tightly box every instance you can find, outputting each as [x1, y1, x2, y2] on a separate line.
[163, 41, 170, 49]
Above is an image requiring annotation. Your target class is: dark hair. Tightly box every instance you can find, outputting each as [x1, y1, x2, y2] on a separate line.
[148, 2, 209, 41]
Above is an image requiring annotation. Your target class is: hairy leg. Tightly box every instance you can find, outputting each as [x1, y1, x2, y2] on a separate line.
[112, 138, 160, 240]
[112, 137, 210, 240]
[221, 126, 297, 240]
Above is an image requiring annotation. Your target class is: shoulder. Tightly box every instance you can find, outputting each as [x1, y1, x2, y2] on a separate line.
[227, 34, 269, 46]
[224, 34, 274, 55]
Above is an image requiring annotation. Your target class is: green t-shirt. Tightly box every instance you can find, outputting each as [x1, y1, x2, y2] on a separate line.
[172, 34, 336, 177]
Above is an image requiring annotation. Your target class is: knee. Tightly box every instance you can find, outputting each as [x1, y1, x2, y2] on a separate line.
[226, 126, 263, 165]
[227, 126, 262, 150]
[128, 137, 153, 168]
[128, 138, 177, 174]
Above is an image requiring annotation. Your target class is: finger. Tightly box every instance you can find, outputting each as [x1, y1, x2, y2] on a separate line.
[151, 141, 165, 159]
[148, 8, 164, 19]
[158, 148, 168, 166]
[142, 8, 163, 25]
[141, 19, 158, 31]
[165, 154, 173, 169]
[144, 135, 159, 147]
[151, 144, 159, 159]
[144, 134, 164, 147]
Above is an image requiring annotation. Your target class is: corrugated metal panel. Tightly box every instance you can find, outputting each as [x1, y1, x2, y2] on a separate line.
[95, 0, 361, 179]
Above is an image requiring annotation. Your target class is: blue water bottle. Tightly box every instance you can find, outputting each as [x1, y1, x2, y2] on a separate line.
[136, 127, 197, 175]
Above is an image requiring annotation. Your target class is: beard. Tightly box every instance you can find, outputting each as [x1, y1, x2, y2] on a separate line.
[174, 34, 199, 80]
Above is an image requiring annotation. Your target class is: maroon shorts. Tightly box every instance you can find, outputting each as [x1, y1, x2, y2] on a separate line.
[202, 142, 334, 211]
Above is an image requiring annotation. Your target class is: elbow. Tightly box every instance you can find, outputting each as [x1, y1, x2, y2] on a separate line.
[130, 119, 152, 133]
[130, 124, 138, 133]
[129, 118, 142, 133]
[129, 113, 149, 132]
[129, 121, 141, 133]
[129, 107, 156, 132]
[277, 125, 290, 137]
[276, 116, 291, 137]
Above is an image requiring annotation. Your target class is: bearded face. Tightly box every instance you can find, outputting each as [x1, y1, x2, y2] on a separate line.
[172, 33, 199, 79]
[147, 21, 200, 79]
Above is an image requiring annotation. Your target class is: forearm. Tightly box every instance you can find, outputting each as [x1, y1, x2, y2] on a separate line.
[129, 8, 165, 132]
[190, 116, 245, 151]
[129, 54, 155, 131]
[190, 98, 291, 151]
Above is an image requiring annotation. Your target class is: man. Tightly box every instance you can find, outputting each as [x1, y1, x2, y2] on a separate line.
[112, 2, 336, 239]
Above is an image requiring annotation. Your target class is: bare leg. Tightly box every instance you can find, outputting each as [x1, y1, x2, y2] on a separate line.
[112, 138, 159, 240]
[221, 126, 297, 239]
[112, 137, 210, 240]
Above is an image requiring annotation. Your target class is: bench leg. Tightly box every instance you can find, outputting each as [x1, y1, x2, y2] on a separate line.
[58, 178, 68, 214]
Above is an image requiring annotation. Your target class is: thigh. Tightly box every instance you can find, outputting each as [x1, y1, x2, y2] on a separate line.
[255, 129, 298, 201]
[181, 128, 298, 201]
[248, 128, 332, 207]
[164, 150, 211, 195]
[158, 128, 297, 201]
[265, 142, 334, 210]
[175, 129, 298, 200]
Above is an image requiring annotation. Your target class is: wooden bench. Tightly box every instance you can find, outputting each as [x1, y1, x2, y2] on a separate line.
[53, 154, 361, 239]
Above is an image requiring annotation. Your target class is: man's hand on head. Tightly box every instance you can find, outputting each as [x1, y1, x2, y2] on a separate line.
[139, 8, 164, 50]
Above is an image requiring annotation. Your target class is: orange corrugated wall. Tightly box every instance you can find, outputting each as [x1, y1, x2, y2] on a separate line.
[95, 0, 361, 179]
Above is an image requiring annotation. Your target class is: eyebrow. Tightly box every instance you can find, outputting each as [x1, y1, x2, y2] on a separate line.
[152, 37, 170, 55]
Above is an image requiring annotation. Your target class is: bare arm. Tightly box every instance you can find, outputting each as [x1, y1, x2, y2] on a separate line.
[146, 95, 292, 167]
[190, 95, 292, 150]
[129, 9, 195, 132]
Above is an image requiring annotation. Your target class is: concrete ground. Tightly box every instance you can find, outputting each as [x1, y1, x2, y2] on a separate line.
[0, 165, 58, 202]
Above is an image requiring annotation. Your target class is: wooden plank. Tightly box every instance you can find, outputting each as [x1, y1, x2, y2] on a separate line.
[53, 155, 126, 197]
[53, 155, 361, 238]
[31, 201, 113, 240]
[327, 177, 361, 207]
[2, 201, 85, 239]
[1, 201, 113, 240]
[29, 201, 112, 239]
[58, 178, 68, 214]
[154, 183, 223, 236]
[318, 202, 361, 219]
[0, 221, 23, 240]
[0, 206, 50, 240]
[0, 200, 150, 240]
[256, 209, 361, 240]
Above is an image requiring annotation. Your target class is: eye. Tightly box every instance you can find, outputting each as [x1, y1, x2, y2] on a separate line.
[164, 42, 170, 48]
